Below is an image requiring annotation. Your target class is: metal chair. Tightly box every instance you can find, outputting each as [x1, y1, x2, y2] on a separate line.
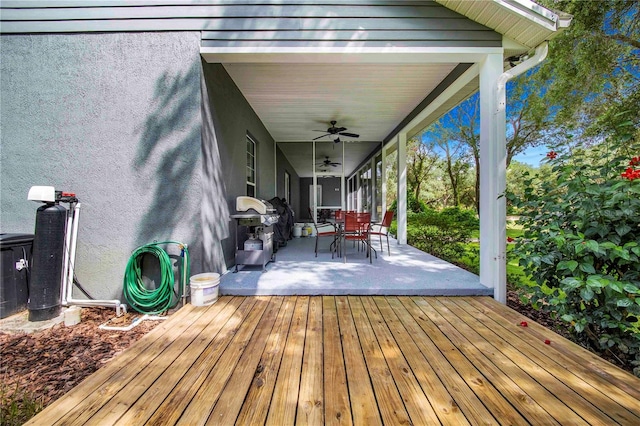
[343, 212, 376, 263]
[309, 209, 339, 257]
[369, 210, 394, 255]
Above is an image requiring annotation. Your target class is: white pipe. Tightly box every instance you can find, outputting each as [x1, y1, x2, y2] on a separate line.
[497, 42, 548, 104]
[61, 208, 74, 304]
[62, 202, 127, 316]
[99, 314, 166, 331]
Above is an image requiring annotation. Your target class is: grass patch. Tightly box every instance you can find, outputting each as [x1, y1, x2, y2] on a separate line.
[0, 382, 44, 426]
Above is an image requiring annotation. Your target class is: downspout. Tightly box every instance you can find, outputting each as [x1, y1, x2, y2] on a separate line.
[492, 41, 548, 303]
[497, 42, 548, 108]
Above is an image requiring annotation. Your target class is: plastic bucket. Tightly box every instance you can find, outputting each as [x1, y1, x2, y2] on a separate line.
[190, 273, 220, 306]
[293, 224, 302, 238]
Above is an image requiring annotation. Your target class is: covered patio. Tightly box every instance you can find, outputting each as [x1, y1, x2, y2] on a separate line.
[221, 235, 490, 296]
[27, 295, 640, 425]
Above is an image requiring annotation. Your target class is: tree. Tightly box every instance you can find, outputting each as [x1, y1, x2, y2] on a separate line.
[536, 0, 640, 141]
[406, 137, 439, 202]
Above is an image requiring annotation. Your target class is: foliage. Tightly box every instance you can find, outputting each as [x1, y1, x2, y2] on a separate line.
[406, 138, 440, 203]
[506, 130, 640, 376]
[394, 207, 478, 262]
[390, 191, 427, 214]
[0, 382, 44, 426]
[537, 0, 640, 140]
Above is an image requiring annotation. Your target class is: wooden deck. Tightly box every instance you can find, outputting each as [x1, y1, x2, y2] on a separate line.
[28, 296, 640, 425]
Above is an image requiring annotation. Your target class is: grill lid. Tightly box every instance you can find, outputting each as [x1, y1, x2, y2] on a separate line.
[236, 196, 275, 215]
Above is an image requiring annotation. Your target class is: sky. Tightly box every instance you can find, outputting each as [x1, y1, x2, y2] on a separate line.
[512, 145, 546, 167]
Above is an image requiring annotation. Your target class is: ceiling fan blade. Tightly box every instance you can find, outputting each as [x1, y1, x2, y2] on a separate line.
[333, 127, 347, 133]
[338, 132, 359, 138]
[312, 134, 330, 140]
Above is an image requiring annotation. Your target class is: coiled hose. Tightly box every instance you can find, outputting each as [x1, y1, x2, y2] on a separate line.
[123, 241, 189, 314]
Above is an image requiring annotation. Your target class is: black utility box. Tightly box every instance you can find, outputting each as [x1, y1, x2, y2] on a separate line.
[0, 233, 34, 319]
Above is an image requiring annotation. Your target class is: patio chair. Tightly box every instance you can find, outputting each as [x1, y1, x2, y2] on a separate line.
[309, 210, 339, 258]
[343, 212, 376, 263]
[369, 210, 394, 255]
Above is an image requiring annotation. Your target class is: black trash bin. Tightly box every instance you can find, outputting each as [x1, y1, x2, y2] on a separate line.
[0, 233, 34, 319]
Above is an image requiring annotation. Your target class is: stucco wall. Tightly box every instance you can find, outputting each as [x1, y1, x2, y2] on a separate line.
[201, 62, 276, 269]
[0, 32, 203, 300]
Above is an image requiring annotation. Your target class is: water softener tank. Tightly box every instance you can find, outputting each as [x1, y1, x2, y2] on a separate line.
[28, 203, 67, 321]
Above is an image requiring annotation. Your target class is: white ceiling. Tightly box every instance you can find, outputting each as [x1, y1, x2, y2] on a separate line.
[224, 62, 457, 177]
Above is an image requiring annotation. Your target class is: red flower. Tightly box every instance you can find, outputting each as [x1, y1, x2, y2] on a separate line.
[546, 151, 558, 160]
[520, 321, 528, 327]
[621, 167, 640, 181]
[507, 236, 515, 243]
[630, 157, 640, 166]
[544, 339, 551, 345]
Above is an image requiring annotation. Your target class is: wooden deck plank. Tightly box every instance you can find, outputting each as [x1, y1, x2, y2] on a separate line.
[25, 302, 203, 426]
[348, 296, 412, 425]
[371, 296, 476, 425]
[436, 297, 615, 425]
[88, 297, 238, 425]
[335, 296, 382, 426]
[206, 296, 285, 425]
[471, 296, 640, 402]
[322, 296, 352, 426]
[235, 297, 296, 425]
[361, 296, 453, 425]
[393, 297, 527, 425]
[296, 296, 324, 425]
[265, 296, 309, 426]
[53, 303, 211, 426]
[112, 297, 244, 425]
[143, 296, 261, 425]
[175, 296, 272, 425]
[410, 296, 566, 425]
[451, 297, 640, 424]
[26, 296, 640, 426]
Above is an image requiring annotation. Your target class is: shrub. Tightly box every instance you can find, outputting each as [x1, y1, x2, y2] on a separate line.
[398, 207, 478, 262]
[507, 134, 640, 376]
[390, 192, 427, 214]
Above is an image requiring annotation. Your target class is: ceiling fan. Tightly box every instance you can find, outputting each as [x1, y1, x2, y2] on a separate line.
[316, 156, 341, 168]
[313, 120, 360, 141]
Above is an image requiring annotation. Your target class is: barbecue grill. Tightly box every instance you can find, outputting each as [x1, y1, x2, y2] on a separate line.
[230, 196, 278, 272]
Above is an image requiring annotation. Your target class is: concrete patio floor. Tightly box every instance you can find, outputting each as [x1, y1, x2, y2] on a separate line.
[220, 235, 492, 296]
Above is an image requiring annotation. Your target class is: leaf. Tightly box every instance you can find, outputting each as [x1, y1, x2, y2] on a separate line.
[623, 284, 640, 294]
[586, 275, 605, 288]
[561, 277, 583, 290]
[615, 224, 632, 237]
[616, 298, 633, 308]
[585, 240, 600, 253]
[561, 314, 574, 322]
[557, 260, 578, 271]
[581, 287, 595, 301]
[579, 263, 596, 274]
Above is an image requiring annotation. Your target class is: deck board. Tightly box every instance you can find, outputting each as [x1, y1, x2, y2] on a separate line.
[27, 296, 640, 426]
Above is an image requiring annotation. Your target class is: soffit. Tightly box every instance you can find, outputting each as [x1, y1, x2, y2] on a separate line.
[224, 62, 457, 177]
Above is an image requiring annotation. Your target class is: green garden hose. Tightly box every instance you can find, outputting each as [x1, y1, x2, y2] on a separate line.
[123, 241, 190, 314]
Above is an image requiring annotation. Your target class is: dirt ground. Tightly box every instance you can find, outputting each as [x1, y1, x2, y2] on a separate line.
[0, 307, 162, 423]
[1, 294, 635, 424]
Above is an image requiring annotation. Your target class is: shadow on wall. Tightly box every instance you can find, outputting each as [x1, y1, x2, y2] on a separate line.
[200, 60, 230, 274]
[133, 62, 203, 270]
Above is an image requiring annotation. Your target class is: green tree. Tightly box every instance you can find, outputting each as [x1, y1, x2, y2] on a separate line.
[406, 137, 439, 203]
[536, 0, 640, 140]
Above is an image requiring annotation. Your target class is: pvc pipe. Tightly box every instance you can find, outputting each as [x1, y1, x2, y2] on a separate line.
[98, 314, 166, 331]
[62, 202, 127, 316]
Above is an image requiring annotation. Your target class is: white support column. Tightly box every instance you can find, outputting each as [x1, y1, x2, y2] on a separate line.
[341, 142, 346, 210]
[370, 156, 376, 220]
[397, 133, 407, 244]
[381, 143, 387, 214]
[479, 53, 507, 303]
[356, 172, 362, 212]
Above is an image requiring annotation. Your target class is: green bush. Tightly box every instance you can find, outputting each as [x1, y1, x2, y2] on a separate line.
[390, 192, 427, 214]
[507, 134, 640, 376]
[391, 207, 478, 263]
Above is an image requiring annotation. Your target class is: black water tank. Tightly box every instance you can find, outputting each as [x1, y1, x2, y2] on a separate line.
[0, 233, 34, 319]
[28, 204, 67, 321]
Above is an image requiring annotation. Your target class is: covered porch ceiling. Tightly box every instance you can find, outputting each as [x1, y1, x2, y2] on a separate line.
[223, 61, 461, 177]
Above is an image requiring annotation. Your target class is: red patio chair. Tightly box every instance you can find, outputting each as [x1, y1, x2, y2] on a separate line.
[343, 212, 376, 263]
[369, 210, 394, 255]
[309, 210, 339, 258]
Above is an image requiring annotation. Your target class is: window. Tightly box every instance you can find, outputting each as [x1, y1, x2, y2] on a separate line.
[284, 170, 291, 202]
[246, 135, 256, 197]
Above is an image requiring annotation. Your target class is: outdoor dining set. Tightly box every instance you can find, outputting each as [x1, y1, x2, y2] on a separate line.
[311, 209, 394, 263]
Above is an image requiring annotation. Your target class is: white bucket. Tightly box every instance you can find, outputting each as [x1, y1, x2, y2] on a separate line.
[293, 224, 302, 238]
[190, 273, 220, 306]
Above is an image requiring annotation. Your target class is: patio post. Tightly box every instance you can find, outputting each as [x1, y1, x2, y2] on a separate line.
[397, 132, 407, 245]
[381, 143, 387, 215]
[479, 53, 507, 303]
